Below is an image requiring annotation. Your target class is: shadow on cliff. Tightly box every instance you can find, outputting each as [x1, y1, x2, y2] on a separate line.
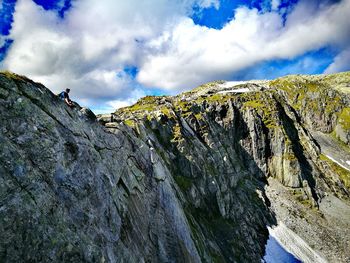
[143, 102, 278, 262]
[276, 101, 318, 202]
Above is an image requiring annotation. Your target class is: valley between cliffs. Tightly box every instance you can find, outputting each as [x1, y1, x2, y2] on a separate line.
[1, 71, 350, 262]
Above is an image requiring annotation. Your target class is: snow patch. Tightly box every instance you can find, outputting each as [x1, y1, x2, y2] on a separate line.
[218, 81, 249, 88]
[268, 223, 327, 263]
[218, 88, 251, 94]
[325, 155, 350, 172]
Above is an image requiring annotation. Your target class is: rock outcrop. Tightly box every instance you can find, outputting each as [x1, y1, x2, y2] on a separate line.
[1, 71, 350, 262]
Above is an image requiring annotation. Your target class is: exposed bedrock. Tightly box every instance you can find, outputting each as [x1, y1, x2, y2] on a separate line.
[1, 71, 350, 262]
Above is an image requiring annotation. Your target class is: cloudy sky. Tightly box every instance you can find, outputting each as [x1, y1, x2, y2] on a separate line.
[0, 0, 349, 113]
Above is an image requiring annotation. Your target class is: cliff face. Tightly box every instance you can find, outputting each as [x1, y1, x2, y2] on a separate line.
[1, 71, 350, 262]
[0, 73, 201, 262]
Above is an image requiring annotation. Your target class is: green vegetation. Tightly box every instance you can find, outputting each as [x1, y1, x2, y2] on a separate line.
[160, 106, 172, 117]
[283, 152, 297, 161]
[0, 71, 26, 81]
[320, 154, 350, 190]
[321, 71, 350, 94]
[324, 96, 342, 115]
[174, 100, 191, 114]
[173, 94, 229, 119]
[270, 77, 324, 110]
[174, 175, 193, 191]
[115, 95, 176, 122]
[195, 113, 204, 121]
[126, 96, 159, 112]
[240, 92, 279, 129]
[330, 129, 350, 148]
[190, 80, 225, 93]
[269, 74, 349, 120]
[338, 107, 350, 130]
[300, 199, 313, 208]
[205, 93, 228, 103]
[243, 100, 264, 108]
[115, 73, 349, 141]
[124, 119, 136, 128]
[291, 188, 314, 209]
[171, 124, 183, 143]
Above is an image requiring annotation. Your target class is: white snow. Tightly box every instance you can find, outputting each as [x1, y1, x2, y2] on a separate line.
[218, 81, 249, 89]
[325, 155, 350, 172]
[218, 88, 251, 94]
[268, 223, 327, 263]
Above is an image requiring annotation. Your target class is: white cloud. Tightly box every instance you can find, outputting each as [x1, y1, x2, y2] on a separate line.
[197, 0, 220, 9]
[107, 89, 147, 109]
[324, 47, 350, 74]
[3, 0, 197, 103]
[2, 0, 350, 112]
[271, 0, 280, 10]
[0, 36, 5, 47]
[137, 0, 350, 91]
[3, 0, 220, 109]
[90, 88, 147, 114]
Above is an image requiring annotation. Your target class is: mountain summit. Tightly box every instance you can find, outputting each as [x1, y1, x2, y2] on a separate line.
[1, 71, 350, 262]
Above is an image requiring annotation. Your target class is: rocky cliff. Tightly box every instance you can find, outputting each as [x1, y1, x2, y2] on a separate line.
[1, 71, 350, 262]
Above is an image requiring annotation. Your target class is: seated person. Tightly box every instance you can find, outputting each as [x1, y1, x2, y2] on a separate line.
[58, 88, 73, 107]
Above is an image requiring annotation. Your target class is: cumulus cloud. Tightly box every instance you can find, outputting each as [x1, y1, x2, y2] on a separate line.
[137, 0, 350, 91]
[324, 48, 350, 73]
[271, 0, 281, 10]
[2, 0, 350, 112]
[0, 35, 5, 47]
[3, 0, 222, 110]
[106, 89, 147, 110]
[197, 0, 220, 9]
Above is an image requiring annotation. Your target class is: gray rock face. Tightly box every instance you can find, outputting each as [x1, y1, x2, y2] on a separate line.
[335, 124, 350, 145]
[1, 71, 350, 262]
[0, 73, 200, 262]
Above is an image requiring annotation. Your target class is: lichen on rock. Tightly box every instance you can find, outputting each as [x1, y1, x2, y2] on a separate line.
[1, 71, 350, 262]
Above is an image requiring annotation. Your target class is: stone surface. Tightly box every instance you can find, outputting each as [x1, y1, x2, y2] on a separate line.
[0, 73, 200, 262]
[1, 71, 350, 262]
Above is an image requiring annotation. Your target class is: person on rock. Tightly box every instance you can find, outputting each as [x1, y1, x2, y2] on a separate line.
[58, 88, 74, 107]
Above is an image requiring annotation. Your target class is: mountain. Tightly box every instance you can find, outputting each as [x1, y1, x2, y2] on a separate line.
[0, 71, 349, 262]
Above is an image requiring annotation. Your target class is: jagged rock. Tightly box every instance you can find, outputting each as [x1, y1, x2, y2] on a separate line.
[97, 113, 112, 123]
[104, 122, 119, 128]
[1, 71, 350, 263]
[79, 107, 96, 121]
[0, 72, 200, 263]
[335, 123, 350, 144]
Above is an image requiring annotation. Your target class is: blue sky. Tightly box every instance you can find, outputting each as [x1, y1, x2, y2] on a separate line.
[0, 0, 349, 113]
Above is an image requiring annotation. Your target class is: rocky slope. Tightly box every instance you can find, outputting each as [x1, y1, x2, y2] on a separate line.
[1, 71, 350, 262]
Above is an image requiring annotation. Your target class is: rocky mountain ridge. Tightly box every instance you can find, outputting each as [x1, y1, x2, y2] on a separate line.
[1, 71, 350, 262]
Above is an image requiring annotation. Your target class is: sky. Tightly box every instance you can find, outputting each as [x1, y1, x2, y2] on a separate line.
[0, 0, 349, 113]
